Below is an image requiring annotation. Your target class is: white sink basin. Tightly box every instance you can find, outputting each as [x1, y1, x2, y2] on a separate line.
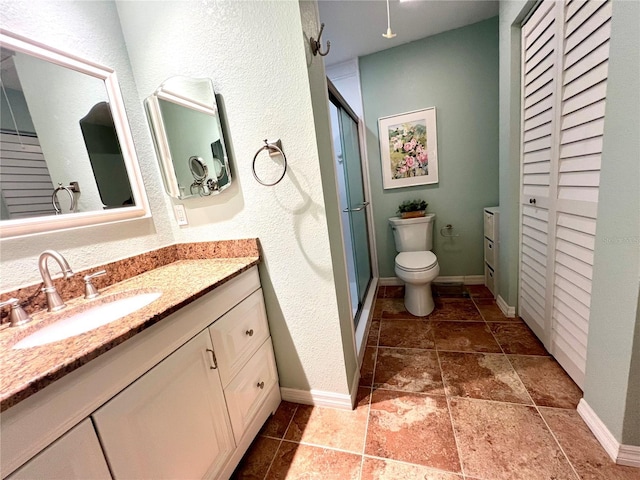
[13, 291, 162, 349]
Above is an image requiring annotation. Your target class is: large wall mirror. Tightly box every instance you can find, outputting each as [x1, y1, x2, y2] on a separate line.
[145, 76, 232, 199]
[0, 30, 150, 238]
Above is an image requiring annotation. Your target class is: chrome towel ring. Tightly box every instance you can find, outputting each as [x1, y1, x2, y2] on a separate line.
[252, 139, 287, 186]
[52, 182, 79, 214]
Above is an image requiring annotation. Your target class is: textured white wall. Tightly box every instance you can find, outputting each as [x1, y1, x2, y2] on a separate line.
[0, 0, 353, 397]
[0, 0, 174, 289]
[116, 0, 351, 394]
[326, 59, 364, 118]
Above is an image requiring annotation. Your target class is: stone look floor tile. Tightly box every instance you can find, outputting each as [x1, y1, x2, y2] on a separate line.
[284, 388, 370, 453]
[367, 320, 381, 346]
[232, 436, 281, 479]
[366, 389, 461, 473]
[374, 348, 444, 394]
[379, 319, 435, 349]
[465, 285, 494, 298]
[374, 298, 410, 318]
[260, 401, 298, 439]
[360, 346, 377, 387]
[509, 356, 583, 408]
[439, 352, 532, 404]
[540, 408, 640, 480]
[432, 321, 502, 353]
[489, 323, 548, 355]
[265, 442, 361, 480]
[361, 457, 462, 480]
[428, 299, 483, 321]
[384, 286, 405, 298]
[473, 298, 519, 322]
[449, 397, 577, 480]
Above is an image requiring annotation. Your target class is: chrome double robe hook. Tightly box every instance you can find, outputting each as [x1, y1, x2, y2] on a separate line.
[310, 23, 331, 57]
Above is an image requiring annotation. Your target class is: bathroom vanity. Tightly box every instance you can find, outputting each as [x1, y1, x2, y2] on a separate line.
[0, 251, 280, 479]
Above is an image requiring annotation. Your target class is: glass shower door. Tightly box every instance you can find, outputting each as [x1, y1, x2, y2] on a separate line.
[329, 93, 372, 326]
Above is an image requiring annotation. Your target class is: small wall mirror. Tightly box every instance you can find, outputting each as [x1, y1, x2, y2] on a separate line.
[0, 30, 150, 238]
[145, 77, 232, 199]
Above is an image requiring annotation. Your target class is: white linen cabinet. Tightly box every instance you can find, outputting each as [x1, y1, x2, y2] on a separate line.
[484, 207, 499, 297]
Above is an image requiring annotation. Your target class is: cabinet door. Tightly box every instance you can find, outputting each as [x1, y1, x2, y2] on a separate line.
[209, 289, 270, 386]
[92, 331, 234, 480]
[7, 419, 111, 480]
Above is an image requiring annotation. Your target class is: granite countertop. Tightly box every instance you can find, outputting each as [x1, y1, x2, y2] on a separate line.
[0, 242, 260, 412]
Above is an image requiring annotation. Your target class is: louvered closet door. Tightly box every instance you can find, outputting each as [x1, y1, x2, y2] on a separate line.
[519, 0, 612, 388]
[0, 133, 55, 219]
[519, 0, 560, 343]
[550, 0, 612, 387]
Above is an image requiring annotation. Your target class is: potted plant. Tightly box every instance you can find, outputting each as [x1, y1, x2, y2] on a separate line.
[397, 199, 428, 219]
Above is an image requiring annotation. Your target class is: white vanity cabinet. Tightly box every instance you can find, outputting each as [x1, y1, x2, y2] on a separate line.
[7, 419, 111, 480]
[92, 330, 235, 479]
[1, 266, 281, 480]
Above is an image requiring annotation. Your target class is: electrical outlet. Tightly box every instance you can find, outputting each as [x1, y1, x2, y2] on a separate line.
[174, 204, 188, 226]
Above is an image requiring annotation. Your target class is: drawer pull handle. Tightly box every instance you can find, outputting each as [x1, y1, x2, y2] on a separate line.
[245, 329, 254, 337]
[206, 348, 218, 369]
[257, 381, 265, 389]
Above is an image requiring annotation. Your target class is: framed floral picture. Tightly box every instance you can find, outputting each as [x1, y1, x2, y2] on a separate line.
[378, 107, 438, 189]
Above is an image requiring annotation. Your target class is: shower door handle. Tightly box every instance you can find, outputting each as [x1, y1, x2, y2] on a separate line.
[342, 201, 369, 213]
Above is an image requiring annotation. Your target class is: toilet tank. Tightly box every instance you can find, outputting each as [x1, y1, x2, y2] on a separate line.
[389, 214, 436, 252]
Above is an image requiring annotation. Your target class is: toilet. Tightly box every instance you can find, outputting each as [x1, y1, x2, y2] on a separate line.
[389, 214, 440, 316]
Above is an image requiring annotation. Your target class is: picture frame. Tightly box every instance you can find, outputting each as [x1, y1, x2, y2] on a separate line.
[378, 107, 438, 189]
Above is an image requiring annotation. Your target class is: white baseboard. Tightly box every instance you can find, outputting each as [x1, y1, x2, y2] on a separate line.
[577, 399, 640, 468]
[379, 275, 485, 286]
[280, 387, 353, 410]
[496, 295, 516, 317]
[618, 444, 640, 468]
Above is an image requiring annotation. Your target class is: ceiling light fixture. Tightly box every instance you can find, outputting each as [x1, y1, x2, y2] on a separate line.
[382, 0, 396, 39]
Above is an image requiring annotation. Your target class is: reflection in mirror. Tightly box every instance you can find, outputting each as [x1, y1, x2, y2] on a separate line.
[145, 77, 232, 199]
[0, 30, 149, 238]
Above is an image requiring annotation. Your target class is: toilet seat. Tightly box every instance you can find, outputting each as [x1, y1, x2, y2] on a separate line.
[395, 251, 438, 272]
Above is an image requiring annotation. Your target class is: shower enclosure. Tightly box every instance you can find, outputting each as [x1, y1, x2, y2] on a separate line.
[328, 82, 373, 329]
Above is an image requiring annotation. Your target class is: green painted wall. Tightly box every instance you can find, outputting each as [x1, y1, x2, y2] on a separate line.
[497, 0, 531, 307]
[583, 0, 640, 445]
[360, 17, 499, 279]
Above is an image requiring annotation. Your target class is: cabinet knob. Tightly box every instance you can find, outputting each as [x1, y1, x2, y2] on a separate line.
[529, 198, 536, 205]
[257, 381, 265, 389]
[245, 329, 254, 337]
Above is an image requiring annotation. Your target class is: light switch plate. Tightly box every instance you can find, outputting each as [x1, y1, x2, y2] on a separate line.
[174, 204, 188, 226]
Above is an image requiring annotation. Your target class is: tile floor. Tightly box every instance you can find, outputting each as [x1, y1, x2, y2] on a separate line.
[232, 285, 639, 479]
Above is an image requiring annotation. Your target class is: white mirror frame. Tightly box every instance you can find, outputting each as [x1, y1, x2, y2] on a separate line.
[145, 77, 231, 199]
[0, 30, 150, 239]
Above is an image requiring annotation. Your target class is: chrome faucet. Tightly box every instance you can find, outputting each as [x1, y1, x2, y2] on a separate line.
[38, 250, 74, 312]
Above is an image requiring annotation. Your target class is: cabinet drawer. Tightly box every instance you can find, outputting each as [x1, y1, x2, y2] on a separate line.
[224, 339, 278, 443]
[485, 263, 496, 296]
[484, 211, 495, 240]
[209, 289, 269, 387]
[484, 237, 496, 268]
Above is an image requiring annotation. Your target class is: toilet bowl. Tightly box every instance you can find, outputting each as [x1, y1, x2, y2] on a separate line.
[394, 251, 439, 316]
[389, 214, 440, 316]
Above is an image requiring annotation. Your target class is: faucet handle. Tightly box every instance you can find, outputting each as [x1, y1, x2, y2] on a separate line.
[84, 270, 107, 299]
[0, 298, 33, 327]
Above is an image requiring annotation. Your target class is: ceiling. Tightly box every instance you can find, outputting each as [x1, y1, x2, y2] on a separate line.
[317, 0, 499, 66]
